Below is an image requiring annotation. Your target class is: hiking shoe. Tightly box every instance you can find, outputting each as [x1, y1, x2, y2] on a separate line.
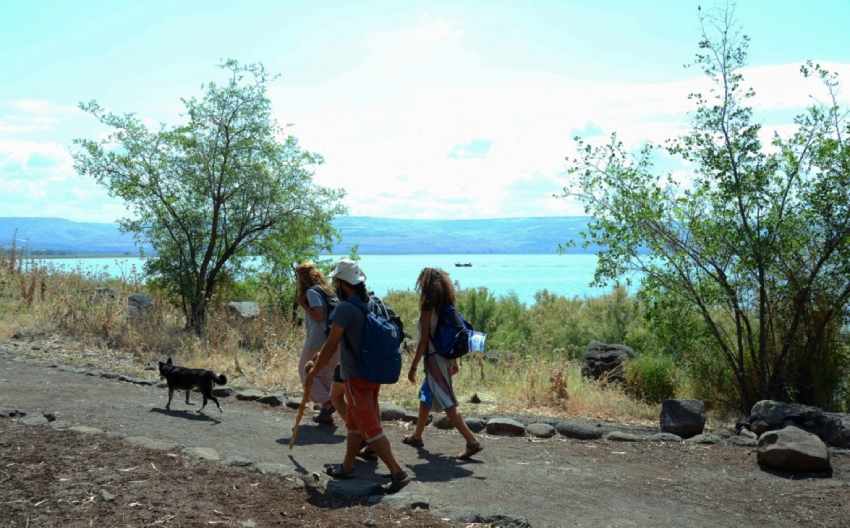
[385, 471, 411, 494]
[312, 405, 335, 425]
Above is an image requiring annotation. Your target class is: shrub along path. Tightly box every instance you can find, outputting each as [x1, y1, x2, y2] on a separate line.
[1, 346, 849, 528]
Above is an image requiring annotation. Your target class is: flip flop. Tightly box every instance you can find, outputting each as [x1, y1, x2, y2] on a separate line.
[458, 442, 483, 460]
[402, 436, 424, 448]
[385, 470, 411, 494]
[324, 464, 354, 479]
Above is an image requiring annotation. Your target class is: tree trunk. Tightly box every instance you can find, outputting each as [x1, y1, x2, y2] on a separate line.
[187, 299, 207, 337]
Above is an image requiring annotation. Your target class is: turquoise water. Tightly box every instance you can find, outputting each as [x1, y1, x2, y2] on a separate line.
[42, 254, 624, 305]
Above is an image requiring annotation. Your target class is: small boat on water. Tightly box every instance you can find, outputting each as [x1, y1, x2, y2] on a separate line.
[454, 262, 472, 267]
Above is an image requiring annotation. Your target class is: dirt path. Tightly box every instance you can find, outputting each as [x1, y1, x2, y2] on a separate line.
[1, 348, 849, 528]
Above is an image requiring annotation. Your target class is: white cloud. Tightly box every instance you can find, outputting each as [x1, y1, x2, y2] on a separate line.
[269, 17, 850, 220]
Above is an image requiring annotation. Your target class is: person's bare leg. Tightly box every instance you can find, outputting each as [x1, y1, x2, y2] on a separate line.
[342, 432, 361, 473]
[410, 402, 430, 440]
[331, 382, 347, 417]
[446, 406, 476, 445]
[367, 436, 403, 475]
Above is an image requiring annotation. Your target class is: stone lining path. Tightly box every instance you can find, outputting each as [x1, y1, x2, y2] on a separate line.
[2, 348, 850, 527]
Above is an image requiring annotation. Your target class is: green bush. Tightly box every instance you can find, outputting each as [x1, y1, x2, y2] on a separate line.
[624, 354, 678, 403]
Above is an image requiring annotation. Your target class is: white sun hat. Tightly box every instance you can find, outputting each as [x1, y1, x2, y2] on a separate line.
[329, 258, 367, 285]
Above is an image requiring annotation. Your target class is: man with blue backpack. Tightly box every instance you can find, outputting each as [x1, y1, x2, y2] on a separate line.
[304, 258, 410, 493]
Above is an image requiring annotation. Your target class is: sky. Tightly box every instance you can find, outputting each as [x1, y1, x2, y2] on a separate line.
[1, 0, 849, 223]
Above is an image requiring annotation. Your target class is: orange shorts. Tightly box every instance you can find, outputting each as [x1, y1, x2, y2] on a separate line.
[343, 378, 383, 442]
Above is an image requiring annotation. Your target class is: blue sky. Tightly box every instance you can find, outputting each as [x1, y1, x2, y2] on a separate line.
[2, 1, 849, 222]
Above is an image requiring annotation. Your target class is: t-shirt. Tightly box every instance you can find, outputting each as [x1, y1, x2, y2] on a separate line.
[303, 288, 327, 351]
[331, 298, 366, 381]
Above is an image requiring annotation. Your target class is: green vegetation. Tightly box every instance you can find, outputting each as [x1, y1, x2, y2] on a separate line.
[73, 60, 344, 335]
[566, 8, 850, 412]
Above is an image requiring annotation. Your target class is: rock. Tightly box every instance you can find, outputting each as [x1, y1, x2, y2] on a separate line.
[224, 456, 254, 468]
[239, 521, 257, 528]
[235, 389, 265, 402]
[433, 415, 453, 430]
[744, 400, 850, 448]
[255, 463, 295, 477]
[527, 423, 556, 438]
[257, 394, 284, 407]
[69, 425, 104, 435]
[469, 393, 482, 404]
[370, 486, 430, 510]
[660, 399, 706, 439]
[285, 397, 302, 410]
[728, 435, 758, 447]
[466, 417, 486, 433]
[604, 431, 646, 442]
[485, 417, 526, 437]
[556, 421, 604, 440]
[212, 387, 234, 398]
[183, 447, 221, 461]
[757, 426, 832, 474]
[0, 409, 25, 418]
[49, 420, 70, 430]
[686, 433, 722, 445]
[581, 341, 635, 382]
[100, 372, 120, 380]
[100, 489, 116, 502]
[380, 404, 409, 422]
[226, 301, 260, 320]
[739, 428, 758, 440]
[649, 432, 683, 442]
[127, 293, 154, 321]
[123, 436, 178, 451]
[402, 410, 420, 423]
[456, 514, 532, 528]
[327, 478, 382, 498]
[20, 415, 49, 426]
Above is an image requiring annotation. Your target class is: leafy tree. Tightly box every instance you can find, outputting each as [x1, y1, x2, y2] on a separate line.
[565, 8, 850, 411]
[75, 60, 345, 335]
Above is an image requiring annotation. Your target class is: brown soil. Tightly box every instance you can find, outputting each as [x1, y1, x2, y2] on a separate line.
[0, 420, 451, 528]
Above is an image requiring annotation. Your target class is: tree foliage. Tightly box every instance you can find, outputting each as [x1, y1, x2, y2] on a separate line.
[565, 8, 850, 411]
[75, 60, 345, 334]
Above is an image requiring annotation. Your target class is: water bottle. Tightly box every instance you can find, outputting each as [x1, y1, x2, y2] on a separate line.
[468, 331, 487, 353]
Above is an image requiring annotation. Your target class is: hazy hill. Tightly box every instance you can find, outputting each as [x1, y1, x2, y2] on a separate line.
[0, 216, 593, 255]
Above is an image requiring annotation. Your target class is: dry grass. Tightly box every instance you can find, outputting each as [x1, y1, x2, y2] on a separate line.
[0, 260, 658, 424]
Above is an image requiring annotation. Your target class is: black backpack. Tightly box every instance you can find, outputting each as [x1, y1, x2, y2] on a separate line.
[310, 286, 339, 337]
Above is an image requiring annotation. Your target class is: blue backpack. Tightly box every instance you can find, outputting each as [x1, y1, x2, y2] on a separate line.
[348, 296, 403, 384]
[433, 304, 474, 359]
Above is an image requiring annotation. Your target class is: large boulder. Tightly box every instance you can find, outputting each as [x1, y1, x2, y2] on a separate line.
[226, 301, 260, 320]
[581, 341, 635, 382]
[485, 417, 526, 437]
[743, 400, 850, 448]
[757, 426, 831, 475]
[127, 293, 154, 321]
[660, 399, 706, 439]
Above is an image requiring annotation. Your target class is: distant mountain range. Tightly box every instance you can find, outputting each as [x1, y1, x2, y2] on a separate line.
[0, 216, 595, 255]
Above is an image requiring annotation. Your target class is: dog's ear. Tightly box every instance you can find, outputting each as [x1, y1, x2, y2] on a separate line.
[166, 357, 173, 365]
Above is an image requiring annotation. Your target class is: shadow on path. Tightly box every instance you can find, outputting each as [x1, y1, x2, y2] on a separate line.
[149, 407, 221, 424]
[406, 447, 483, 483]
[277, 424, 346, 447]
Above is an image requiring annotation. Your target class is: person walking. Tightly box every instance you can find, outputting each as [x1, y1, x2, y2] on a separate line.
[295, 262, 339, 425]
[403, 267, 483, 460]
[305, 258, 410, 493]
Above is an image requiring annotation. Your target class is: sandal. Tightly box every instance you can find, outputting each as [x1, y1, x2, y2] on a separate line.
[385, 470, 411, 494]
[356, 447, 378, 461]
[458, 441, 483, 460]
[324, 464, 354, 479]
[402, 436, 424, 449]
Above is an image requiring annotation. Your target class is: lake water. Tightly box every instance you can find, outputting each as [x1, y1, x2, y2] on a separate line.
[41, 254, 625, 305]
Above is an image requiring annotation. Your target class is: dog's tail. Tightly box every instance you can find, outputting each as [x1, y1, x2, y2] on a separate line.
[215, 373, 227, 385]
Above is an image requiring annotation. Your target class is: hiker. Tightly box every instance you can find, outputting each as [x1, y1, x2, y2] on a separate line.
[295, 262, 340, 425]
[305, 258, 410, 493]
[404, 267, 483, 459]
